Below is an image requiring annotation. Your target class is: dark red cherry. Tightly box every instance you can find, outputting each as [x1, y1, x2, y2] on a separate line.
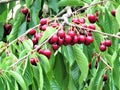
[105, 40, 112, 47]
[78, 35, 86, 43]
[43, 49, 52, 59]
[72, 18, 80, 24]
[40, 18, 47, 25]
[111, 9, 116, 16]
[64, 35, 72, 44]
[99, 44, 106, 52]
[52, 43, 59, 51]
[57, 30, 66, 39]
[88, 14, 97, 23]
[21, 8, 29, 15]
[29, 29, 36, 35]
[79, 18, 85, 24]
[68, 30, 75, 38]
[103, 74, 107, 81]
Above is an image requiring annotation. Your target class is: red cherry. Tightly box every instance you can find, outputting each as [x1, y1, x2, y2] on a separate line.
[50, 34, 58, 43]
[105, 40, 112, 47]
[38, 49, 45, 54]
[51, 22, 59, 28]
[21, 8, 29, 15]
[68, 30, 75, 38]
[85, 36, 94, 45]
[4, 23, 12, 31]
[40, 18, 47, 25]
[30, 58, 38, 66]
[82, 24, 87, 28]
[100, 41, 106, 45]
[44, 49, 52, 59]
[72, 18, 80, 24]
[29, 29, 36, 35]
[57, 30, 66, 39]
[58, 37, 64, 46]
[79, 18, 85, 24]
[88, 24, 96, 30]
[73, 35, 79, 44]
[40, 25, 47, 31]
[88, 14, 97, 23]
[111, 9, 116, 16]
[35, 34, 42, 41]
[52, 43, 59, 51]
[99, 44, 106, 52]
[32, 38, 38, 44]
[64, 35, 72, 44]
[103, 74, 107, 81]
[78, 35, 86, 43]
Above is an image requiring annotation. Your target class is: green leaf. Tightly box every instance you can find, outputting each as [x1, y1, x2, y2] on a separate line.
[0, 77, 6, 90]
[73, 45, 88, 85]
[0, 23, 4, 40]
[9, 1, 16, 10]
[25, 0, 33, 8]
[116, 5, 120, 27]
[48, 0, 59, 13]
[22, 39, 33, 51]
[58, 0, 84, 6]
[22, 58, 33, 86]
[38, 27, 56, 44]
[9, 71, 27, 90]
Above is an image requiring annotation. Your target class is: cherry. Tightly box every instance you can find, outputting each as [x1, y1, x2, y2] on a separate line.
[85, 36, 94, 45]
[58, 37, 64, 46]
[32, 38, 38, 44]
[72, 18, 80, 24]
[51, 22, 59, 28]
[64, 35, 72, 44]
[73, 35, 79, 44]
[40, 25, 47, 31]
[68, 30, 75, 38]
[82, 24, 87, 28]
[78, 35, 86, 43]
[29, 29, 36, 35]
[88, 14, 97, 23]
[88, 24, 96, 30]
[40, 18, 47, 25]
[111, 9, 116, 16]
[50, 34, 58, 43]
[38, 49, 45, 54]
[103, 74, 107, 81]
[100, 41, 106, 45]
[21, 8, 29, 15]
[99, 44, 106, 52]
[44, 49, 52, 59]
[30, 58, 38, 66]
[4, 23, 12, 31]
[105, 40, 112, 47]
[79, 18, 85, 24]
[52, 43, 59, 51]
[35, 34, 42, 41]
[57, 30, 66, 39]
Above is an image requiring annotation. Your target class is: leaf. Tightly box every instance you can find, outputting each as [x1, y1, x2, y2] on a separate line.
[22, 58, 33, 86]
[0, 23, 4, 40]
[48, 0, 59, 13]
[25, 0, 33, 8]
[73, 45, 88, 85]
[116, 5, 120, 27]
[38, 54, 51, 73]
[22, 39, 33, 51]
[58, 0, 84, 6]
[38, 27, 56, 44]
[0, 77, 6, 90]
[9, 71, 27, 90]
[9, 1, 16, 10]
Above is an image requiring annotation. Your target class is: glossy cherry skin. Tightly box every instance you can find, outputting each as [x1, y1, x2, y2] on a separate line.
[111, 10, 116, 16]
[105, 40, 112, 47]
[21, 8, 29, 15]
[43, 49, 52, 59]
[40, 18, 47, 25]
[29, 29, 36, 35]
[99, 44, 106, 52]
[88, 14, 97, 23]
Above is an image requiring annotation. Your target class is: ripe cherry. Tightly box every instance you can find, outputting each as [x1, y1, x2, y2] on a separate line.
[40, 18, 47, 25]
[64, 35, 72, 44]
[32, 38, 38, 44]
[40, 25, 47, 31]
[38, 49, 45, 54]
[50, 34, 58, 43]
[105, 40, 112, 47]
[51, 22, 59, 28]
[85, 36, 94, 45]
[73, 35, 79, 44]
[103, 74, 107, 81]
[88, 14, 97, 23]
[68, 30, 75, 38]
[78, 35, 86, 43]
[35, 34, 42, 41]
[111, 9, 116, 16]
[29, 29, 36, 35]
[57, 30, 66, 39]
[72, 18, 80, 24]
[88, 24, 96, 30]
[58, 37, 64, 46]
[44, 49, 52, 59]
[21, 8, 29, 15]
[99, 44, 106, 52]
[52, 43, 59, 51]
[30, 58, 38, 66]
[4, 23, 12, 31]
[79, 18, 85, 24]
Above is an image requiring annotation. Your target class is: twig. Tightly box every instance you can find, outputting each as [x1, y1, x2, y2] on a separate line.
[8, 24, 39, 47]
[66, 23, 120, 39]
